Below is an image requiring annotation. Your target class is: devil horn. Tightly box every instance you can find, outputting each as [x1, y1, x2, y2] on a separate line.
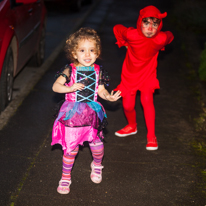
[158, 12, 167, 19]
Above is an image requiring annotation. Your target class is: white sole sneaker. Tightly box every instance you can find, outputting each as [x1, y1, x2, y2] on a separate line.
[115, 130, 138, 137]
[146, 146, 158, 151]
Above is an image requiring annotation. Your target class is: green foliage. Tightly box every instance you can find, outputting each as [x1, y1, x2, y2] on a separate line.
[199, 44, 206, 81]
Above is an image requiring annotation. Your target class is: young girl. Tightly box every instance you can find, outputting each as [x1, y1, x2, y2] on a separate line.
[51, 27, 121, 194]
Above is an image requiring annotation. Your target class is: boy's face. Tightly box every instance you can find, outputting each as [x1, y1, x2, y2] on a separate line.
[141, 18, 159, 38]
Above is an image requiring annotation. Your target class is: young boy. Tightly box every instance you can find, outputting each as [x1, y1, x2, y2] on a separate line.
[113, 5, 174, 150]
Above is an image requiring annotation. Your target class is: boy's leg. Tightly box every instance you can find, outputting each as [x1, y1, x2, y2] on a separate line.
[115, 92, 137, 137]
[57, 146, 79, 194]
[140, 90, 158, 150]
[89, 140, 104, 183]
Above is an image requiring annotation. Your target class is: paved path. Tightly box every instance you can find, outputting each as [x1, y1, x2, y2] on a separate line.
[1, 0, 206, 205]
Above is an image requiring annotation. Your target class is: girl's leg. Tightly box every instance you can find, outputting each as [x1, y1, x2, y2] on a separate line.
[140, 90, 158, 150]
[115, 93, 137, 137]
[62, 146, 79, 183]
[57, 146, 79, 194]
[89, 140, 104, 168]
[89, 140, 104, 183]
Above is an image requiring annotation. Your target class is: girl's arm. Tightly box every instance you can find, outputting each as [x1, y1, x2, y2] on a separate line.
[52, 69, 84, 93]
[98, 85, 121, 102]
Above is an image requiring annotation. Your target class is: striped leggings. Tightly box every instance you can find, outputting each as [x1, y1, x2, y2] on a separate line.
[62, 140, 104, 181]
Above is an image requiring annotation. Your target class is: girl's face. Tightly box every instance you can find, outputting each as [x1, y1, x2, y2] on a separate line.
[73, 39, 99, 67]
[141, 19, 159, 38]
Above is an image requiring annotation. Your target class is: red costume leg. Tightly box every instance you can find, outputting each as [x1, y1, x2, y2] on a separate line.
[122, 93, 137, 128]
[115, 93, 137, 137]
[140, 90, 158, 150]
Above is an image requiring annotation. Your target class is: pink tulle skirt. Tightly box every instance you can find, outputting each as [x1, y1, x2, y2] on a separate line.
[51, 101, 107, 154]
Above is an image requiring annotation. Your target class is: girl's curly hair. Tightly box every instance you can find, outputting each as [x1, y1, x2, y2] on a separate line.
[65, 27, 101, 65]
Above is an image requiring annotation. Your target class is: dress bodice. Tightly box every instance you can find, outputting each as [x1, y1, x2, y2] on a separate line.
[65, 63, 100, 102]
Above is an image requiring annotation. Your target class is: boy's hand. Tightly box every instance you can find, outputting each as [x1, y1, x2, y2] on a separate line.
[104, 90, 121, 102]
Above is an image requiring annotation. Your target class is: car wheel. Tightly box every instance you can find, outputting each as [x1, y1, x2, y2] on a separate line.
[0, 47, 14, 113]
[33, 26, 45, 67]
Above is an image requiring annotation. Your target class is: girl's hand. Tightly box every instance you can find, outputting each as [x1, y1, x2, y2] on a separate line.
[70, 83, 85, 92]
[104, 90, 121, 102]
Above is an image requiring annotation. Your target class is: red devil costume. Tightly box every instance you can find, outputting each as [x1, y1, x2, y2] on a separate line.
[113, 5, 174, 150]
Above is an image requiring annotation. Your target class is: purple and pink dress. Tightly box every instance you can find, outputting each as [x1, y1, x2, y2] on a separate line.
[51, 63, 109, 155]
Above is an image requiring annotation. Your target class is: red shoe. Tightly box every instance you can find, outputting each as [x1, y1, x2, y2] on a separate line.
[146, 137, 158, 150]
[115, 125, 137, 137]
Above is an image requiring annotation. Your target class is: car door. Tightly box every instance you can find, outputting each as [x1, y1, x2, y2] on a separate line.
[13, 0, 42, 73]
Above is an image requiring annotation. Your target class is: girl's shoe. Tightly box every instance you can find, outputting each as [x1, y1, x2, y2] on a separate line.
[57, 179, 72, 194]
[90, 161, 104, 184]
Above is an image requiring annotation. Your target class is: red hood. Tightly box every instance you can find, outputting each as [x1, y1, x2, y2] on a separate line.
[137, 5, 167, 37]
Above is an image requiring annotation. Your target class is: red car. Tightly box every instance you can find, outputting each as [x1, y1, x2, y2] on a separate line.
[0, 0, 47, 113]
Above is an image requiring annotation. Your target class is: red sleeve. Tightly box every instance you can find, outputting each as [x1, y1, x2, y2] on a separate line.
[160, 31, 174, 51]
[164, 31, 174, 45]
[113, 24, 129, 48]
